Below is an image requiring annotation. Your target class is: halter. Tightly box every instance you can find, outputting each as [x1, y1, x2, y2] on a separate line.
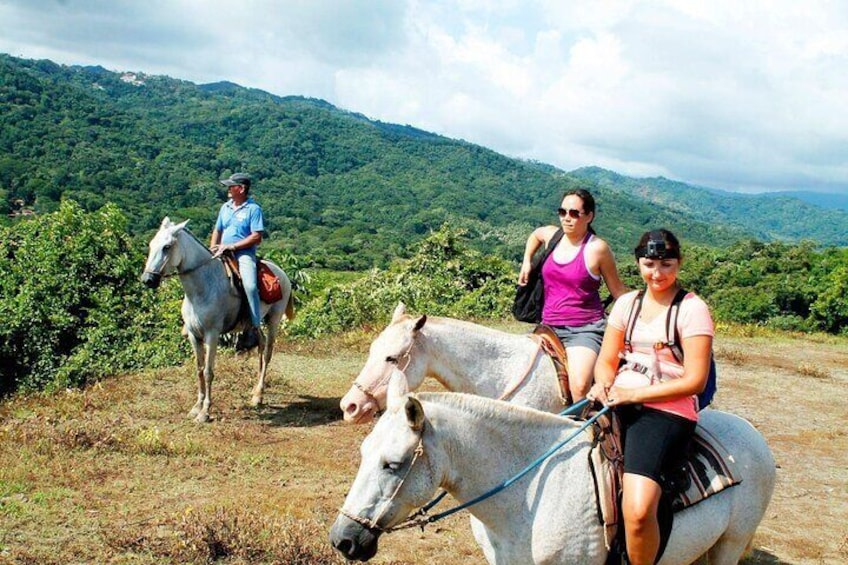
[339, 402, 609, 534]
[351, 338, 416, 414]
[339, 432, 428, 533]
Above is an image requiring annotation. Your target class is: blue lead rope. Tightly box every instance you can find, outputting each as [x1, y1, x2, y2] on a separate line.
[408, 404, 609, 527]
[559, 397, 590, 416]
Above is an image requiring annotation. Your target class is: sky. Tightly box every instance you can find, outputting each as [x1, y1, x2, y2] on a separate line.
[1, 0, 847, 195]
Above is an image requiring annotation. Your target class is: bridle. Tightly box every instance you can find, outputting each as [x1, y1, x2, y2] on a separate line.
[142, 229, 218, 280]
[352, 338, 416, 415]
[338, 430, 430, 533]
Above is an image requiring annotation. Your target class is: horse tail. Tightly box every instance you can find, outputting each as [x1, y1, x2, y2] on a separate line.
[285, 292, 295, 320]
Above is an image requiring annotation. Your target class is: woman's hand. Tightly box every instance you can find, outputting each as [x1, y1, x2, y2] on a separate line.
[587, 383, 638, 407]
[518, 260, 532, 285]
[586, 382, 610, 405]
[604, 385, 639, 407]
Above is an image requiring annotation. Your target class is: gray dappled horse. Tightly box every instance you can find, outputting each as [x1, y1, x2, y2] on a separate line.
[142, 217, 293, 422]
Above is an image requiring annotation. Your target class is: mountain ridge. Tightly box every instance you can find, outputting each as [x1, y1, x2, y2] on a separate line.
[1, 53, 845, 271]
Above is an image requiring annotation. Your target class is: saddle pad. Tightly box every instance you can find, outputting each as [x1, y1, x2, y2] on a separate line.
[672, 424, 741, 510]
[590, 419, 741, 549]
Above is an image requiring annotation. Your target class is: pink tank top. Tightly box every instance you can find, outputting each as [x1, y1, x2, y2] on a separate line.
[541, 233, 604, 327]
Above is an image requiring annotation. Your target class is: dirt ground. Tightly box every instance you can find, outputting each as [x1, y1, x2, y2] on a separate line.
[0, 324, 846, 564]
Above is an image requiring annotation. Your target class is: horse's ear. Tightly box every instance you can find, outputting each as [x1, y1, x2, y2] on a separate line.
[391, 302, 407, 323]
[386, 368, 409, 411]
[405, 397, 425, 432]
[172, 219, 190, 233]
[160, 217, 172, 228]
[413, 315, 427, 333]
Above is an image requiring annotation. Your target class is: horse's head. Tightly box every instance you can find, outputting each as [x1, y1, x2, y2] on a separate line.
[341, 303, 428, 424]
[331, 370, 439, 561]
[141, 217, 190, 289]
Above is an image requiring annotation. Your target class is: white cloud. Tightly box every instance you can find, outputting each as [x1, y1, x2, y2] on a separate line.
[0, 0, 846, 193]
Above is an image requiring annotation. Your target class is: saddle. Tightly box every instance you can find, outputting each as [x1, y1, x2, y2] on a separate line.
[588, 411, 742, 562]
[220, 253, 283, 304]
[530, 324, 572, 405]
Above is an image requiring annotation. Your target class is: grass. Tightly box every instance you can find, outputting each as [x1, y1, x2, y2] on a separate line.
[1, 324, 846, 564]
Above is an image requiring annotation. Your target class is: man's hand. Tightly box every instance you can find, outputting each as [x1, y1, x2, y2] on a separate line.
[210, 243, 234, 258]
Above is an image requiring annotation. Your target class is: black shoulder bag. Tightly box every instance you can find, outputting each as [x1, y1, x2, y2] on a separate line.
[512, 229, 564, 323]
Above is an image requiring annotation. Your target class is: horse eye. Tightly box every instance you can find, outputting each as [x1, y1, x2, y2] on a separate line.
[162, 244, 172, 251]
[385, 356, 398, 364]
[383, 461, 401, 472]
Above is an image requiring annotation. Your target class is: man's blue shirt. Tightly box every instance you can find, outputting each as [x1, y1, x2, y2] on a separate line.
[215, 197, 265, 256]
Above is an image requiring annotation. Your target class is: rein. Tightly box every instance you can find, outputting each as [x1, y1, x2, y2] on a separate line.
[341, 403, 609, 533]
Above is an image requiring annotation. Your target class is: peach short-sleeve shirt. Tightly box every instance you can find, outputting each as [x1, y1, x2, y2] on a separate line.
[608, 290, 714, 421]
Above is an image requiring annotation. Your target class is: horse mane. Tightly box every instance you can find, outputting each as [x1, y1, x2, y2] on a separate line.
[415, 391, 577, 430]
[176, 226, 214, 258]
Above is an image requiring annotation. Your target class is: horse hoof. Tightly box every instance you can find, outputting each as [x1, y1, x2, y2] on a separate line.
[194, 412, 210, 423]
[188, 407, 200, 418]
[251, 395, 263, 407]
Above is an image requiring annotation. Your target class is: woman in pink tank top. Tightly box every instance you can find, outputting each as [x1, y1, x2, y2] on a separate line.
[518, 188, 626, 401]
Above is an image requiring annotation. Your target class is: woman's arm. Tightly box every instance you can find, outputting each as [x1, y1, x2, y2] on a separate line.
[606, 334, 712, 406]
[587, 323, 625, 404]
[518, 225, 558, 285]
[594, 240, 628, 299]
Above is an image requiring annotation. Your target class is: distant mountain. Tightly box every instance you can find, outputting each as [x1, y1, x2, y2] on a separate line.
[762, 191, 848, 212]
[1, 53, 845, 272]
[570, 167, 848, 247]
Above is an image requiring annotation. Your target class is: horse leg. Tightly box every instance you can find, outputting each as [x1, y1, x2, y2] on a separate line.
[251, 328, 268, 406]
[187, 333, 206, 419]
[194, 337, 218, 423]
[252, 307, 282, 406]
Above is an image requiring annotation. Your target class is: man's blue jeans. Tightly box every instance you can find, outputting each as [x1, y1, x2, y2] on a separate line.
[236, 252, 261, 327]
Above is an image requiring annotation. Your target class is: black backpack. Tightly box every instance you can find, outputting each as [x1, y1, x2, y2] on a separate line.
[623, 288, 717, 410]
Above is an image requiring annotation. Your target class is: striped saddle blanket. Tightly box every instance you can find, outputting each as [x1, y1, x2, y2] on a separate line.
[589, 413, 741, 549]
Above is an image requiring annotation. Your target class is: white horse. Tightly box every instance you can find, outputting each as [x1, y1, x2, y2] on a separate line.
[141, 217, 294, 422]
[340, 303, 563, 423]
[331, 372, 776, 564]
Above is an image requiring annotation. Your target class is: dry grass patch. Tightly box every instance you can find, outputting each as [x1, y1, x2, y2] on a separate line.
[795, 362, 831, 380]
[103, 505, 357, 564]
[715, 346, 749, 365]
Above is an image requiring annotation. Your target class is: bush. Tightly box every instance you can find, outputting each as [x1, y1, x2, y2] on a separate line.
[0, 200, 188, 394]
[288, 224, 516, 338]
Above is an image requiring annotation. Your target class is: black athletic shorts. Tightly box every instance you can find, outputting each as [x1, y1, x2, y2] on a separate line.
[618, 405, 696, 485]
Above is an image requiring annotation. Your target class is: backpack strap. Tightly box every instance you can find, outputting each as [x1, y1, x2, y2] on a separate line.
[544, 228, 564, 263]
[664, 288, 688, 363]
[623, 291, 644, 353]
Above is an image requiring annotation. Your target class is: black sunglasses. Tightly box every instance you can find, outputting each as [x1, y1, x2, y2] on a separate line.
[557, 207, 584, 219]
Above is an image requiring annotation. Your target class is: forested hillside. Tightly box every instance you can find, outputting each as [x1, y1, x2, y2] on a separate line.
[572, 167, 848, 246]
[3, 53, 844, 272]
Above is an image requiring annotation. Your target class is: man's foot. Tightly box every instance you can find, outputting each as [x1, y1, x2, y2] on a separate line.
[236, 327, 260, 352]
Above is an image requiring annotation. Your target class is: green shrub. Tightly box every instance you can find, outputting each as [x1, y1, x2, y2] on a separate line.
[0, 200, 188, 394]
[288, 224, 515, 337]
